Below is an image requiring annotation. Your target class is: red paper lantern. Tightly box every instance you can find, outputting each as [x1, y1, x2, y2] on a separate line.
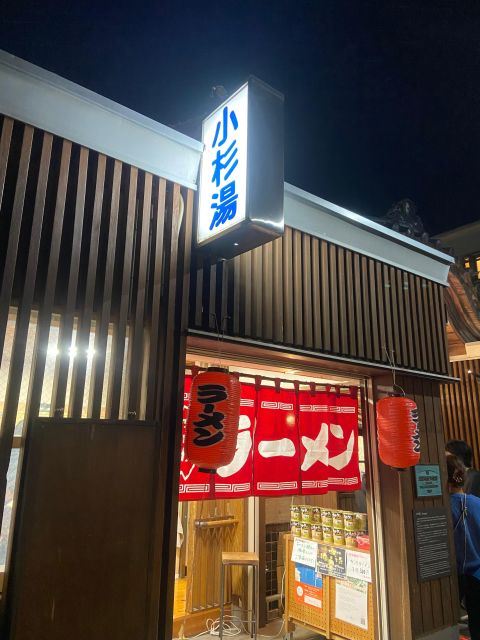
[185, 367, 241, 474]
[376, 394, 420, 469]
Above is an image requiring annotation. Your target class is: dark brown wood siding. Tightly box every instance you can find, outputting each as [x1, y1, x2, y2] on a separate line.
[190, 228, 450, 376]
[0, 115, 193, 640]
[373, 375, 459, 640]
[441, 359, 480, 468]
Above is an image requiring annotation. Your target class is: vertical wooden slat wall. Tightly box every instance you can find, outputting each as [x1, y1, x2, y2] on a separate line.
[189, 226, 449, 375]
[441, 359, 480, 468]
[374, 374, 459, 639]
[0, 115, 193, 639]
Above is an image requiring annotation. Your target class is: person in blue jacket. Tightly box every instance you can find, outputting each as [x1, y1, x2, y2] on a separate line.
[447, 452, 480, 639]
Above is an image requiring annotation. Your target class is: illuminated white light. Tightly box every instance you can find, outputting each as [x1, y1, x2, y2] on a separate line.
[69, 346, 77, 358]
[468, 369, 472, 374]
[47, 346, 59, 357]
[197, 84, 249, 245]
[86, 347, 95, 359]
[234, 242, 239, 246]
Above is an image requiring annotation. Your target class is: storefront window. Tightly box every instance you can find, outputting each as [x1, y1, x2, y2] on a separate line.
[174, 352, 378, 639]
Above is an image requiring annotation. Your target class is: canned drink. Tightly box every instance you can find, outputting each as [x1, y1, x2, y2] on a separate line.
[301, 505, 312, 523]
[322, 525, 333, 543]
[291, 521, 301, 537]
[311, 524, 323, 542]
[333, 527, 345, 546]
[301, 522, 312, 539]
[355, 513, 368, 531]
[311, 507, 322, 523]
[345, 530, 358, 547]
[290, 505, 301, 522]
[321, 509, 333, 527]
[343, 512, 356, 531]
[332, 510, 344, 528]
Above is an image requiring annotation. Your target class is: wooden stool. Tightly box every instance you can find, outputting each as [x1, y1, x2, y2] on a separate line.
[219, 551, 259, 640]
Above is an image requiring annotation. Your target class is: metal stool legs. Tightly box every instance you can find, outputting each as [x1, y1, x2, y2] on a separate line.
[220, 562, 225, 640]
[219, 552, 259, 640]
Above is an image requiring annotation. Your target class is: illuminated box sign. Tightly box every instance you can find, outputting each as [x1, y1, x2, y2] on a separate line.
[197, 77, 284, 259]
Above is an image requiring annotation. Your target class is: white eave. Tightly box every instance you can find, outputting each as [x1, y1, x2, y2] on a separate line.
[284, 183, 453, 285]
[0, 49, 203, 189]
[0, 50, 453, 285]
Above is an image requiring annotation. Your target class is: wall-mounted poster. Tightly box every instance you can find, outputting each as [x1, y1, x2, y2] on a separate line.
[317, 544, 346, 579]
[294, 564, 323, 609]
[415, 465, 442, 498]
[335, 578, 368, 630]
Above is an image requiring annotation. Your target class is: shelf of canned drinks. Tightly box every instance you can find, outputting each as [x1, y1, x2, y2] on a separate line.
[290, 505, 370, 550]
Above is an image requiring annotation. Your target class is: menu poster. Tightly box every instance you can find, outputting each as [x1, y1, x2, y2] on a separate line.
[414, 508, 452, 581]
[294, 564, 323, 609]
[335, 578, 368, 630]
[291, 537, 318, 568]
[317, 544, 346, 579]
[346, 549, 372, 583]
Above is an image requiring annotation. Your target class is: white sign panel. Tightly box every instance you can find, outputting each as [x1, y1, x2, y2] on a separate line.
[197, 84, 249, 245]
[335, 578, 368, 630]
[346, 549, 372, 583]
[291, 537, 318, 568]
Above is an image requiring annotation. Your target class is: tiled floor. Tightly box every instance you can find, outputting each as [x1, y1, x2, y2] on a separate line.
[177, 617, 324, 639]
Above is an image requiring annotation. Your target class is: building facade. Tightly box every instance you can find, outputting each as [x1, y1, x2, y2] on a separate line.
[0, 51, 459, 640]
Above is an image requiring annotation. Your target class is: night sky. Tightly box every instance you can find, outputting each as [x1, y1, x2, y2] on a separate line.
[1, 0, 479, 235]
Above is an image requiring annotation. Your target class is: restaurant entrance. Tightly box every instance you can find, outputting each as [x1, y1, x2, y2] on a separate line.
[172, 346, 385, 640]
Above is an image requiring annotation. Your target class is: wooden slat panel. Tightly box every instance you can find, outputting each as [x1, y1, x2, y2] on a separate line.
[354, 253, 364, 358]
[272, 237, 283, 343]
[432, 283, 447, 375]
[415, 276, 428, 371]
[0, 117, 14, 213]
[145, 178, 167, 420]
[407, 273, 421, 370]
[302, 234, 313, 349]
[282, 227, 294, 345]
[106, 167, 137, 419]
[293, 230, 303, 346]
[51, 146, 89, 416]
[311, 237, 322, 351]
[389, 266, 402, 366]
[402, 271, 415, 368]
[320, 240, 331, 352]
[0, 125, 34, 359]
[190, 226, 449, 375]
[252, 246, 263, 339]
[346, 250, 357, 356]
[232, 255, 241, 335]
[394, 268, 408, 367]
[382, 264, 394, 363]
[337, 248, 348, 355]
[88, 159, 122, 418]
[458, 361, 479, 464]
[69, 155, 107, 418]
[262, 241, 273, 341]
[361, 256, 372, 360]
[375, 262, 387, 362]
[240, 251, 252, 337]
[330, 244, 340, 354]
[368, 259, 380, 361]
[127, 172, 152, 418]
[0, 132, 53, 534]
[25, 140, 72, 420]
[421, 278, 434, 372]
